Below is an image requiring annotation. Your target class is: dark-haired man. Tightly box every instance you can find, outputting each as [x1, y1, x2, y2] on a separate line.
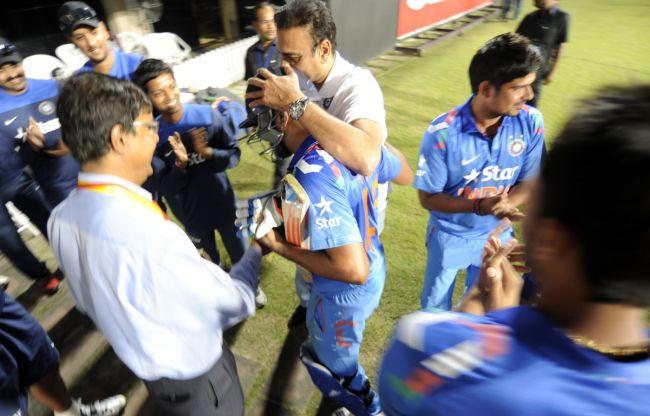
[245, 2, 281, 80]
[246, 0, 390, 328]
[132, 59, 266, 306]
[0, 37, 69, 294]
[58, 1, 143, 80]
[48, 72, 264, 415]
[414, 33, 544, 310]
[244, 2, 290, 191]
[516, 0, 570, 107]
[379, 85, 650, 416]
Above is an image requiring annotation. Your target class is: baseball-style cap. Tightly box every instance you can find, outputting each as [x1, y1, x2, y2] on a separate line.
[58, 1, 100, 35]
[0, 38, 22, 66]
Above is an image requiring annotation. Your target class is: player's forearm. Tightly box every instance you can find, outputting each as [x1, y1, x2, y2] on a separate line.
[385, 142, 414, 185]
[298, 102, 381, 176]
[418, 190, 474, 213]
[273, 241, 368, 284]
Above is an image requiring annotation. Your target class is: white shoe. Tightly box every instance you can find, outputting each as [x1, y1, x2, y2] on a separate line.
[255, 287, 267, 309]
[77, 394, 126, 416]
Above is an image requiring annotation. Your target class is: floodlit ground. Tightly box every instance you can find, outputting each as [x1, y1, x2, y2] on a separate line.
[2, 1, 649, 415]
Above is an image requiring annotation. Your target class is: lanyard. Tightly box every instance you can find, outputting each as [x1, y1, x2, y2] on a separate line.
[77, 182, 168, 220]
[258, 44, 276, 70]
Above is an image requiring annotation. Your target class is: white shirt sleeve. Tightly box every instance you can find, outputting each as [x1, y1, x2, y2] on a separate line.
[336, 72, 388, 141]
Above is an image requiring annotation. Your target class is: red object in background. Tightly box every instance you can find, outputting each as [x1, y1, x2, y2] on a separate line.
[397, 0, 493, 39]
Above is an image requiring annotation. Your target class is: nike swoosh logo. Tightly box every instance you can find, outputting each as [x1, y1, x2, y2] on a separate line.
[164, 150, 174, 157]
[461, 155, 480, 166]
[4, 116, 17, 126]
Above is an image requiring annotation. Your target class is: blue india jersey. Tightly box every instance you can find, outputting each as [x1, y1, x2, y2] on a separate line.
[378, 306, 650, 416]
[77, 50, 143, 80]
[289, 136, 402, 294]
[414, 97, 544, 238]
[0, 79, 78, 196]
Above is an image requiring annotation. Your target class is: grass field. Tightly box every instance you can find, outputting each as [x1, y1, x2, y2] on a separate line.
[224, 0, 650, 413]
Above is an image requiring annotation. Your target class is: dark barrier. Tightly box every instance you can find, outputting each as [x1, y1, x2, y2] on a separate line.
[327, 0, 400, 65]
[397, 0, 493, 39]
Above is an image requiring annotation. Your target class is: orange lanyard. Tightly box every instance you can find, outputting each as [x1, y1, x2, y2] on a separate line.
[77, 182, 168, 220]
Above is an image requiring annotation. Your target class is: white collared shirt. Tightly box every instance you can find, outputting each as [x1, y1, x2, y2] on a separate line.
[312, 52, 388, 142]
[47, 172, 260, 381]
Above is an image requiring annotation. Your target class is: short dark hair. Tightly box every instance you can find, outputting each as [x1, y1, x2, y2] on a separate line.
[254, 2, 274, 20]
[57, 72, 152, 164]
[469, 32, 541, 93]
[132, 58, 174, 92]
[540, 85, 650, 306]
[275, 0, 337, 51]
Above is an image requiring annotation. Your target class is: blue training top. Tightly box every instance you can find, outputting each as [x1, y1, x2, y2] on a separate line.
[0, 79, 78, 200]
[77, 50, 143, 80]
[155, 103, 241, 230]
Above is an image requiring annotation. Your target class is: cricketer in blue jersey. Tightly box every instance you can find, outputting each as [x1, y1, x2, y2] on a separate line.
[255, 133, 407, 415]
[0, 38, 66, 293]
[415, 33, 544, 310]
[0, 78, 79, 206]
[133, 59, 248, 266]
[77, 49, 143, 81]
[380, 85, 650, 416]
[156, 103, 247, 265]
[59, 1, 143, 81]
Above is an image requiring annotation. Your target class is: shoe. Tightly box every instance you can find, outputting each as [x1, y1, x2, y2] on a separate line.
[255, 287, 267, 309]
[39, 274, 62, 296]
[287, 304, 307, 328]
[0, 276, 9, 291]
[76, 394, 126, 416]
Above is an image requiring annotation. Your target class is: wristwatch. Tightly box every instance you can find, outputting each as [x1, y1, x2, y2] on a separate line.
[288, 96, 309, 121]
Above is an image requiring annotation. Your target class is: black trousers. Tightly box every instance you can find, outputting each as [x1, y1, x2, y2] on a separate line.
[144, 345, 244, 416]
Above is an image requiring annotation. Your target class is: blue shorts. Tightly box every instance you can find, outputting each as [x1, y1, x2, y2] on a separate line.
[0, 292, 60, 416]
[422, 228, 513, 310]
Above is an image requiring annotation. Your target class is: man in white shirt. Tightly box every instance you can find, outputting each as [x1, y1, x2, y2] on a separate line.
[246, 0, 390, 328]
[48, 72, 263, 416]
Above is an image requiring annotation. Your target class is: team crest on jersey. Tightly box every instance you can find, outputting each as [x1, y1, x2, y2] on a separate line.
[322, 97, 333, 110]
[508, 137, 525, 157]
[38, 100, 55, 116]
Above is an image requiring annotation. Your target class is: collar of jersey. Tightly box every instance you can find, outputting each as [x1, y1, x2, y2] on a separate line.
[252, 40, 276, 52]
[77, 172, 152, 200]
[288, 135, 318, 172]
[459, 95, 513, 137]
[317, 52, 351, 100]
[490, 306, 650, 381]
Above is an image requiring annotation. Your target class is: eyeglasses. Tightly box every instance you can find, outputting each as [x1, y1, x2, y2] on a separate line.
[133, 121, 159, 134]
[0, 43, 17, 56]
[58, 6, 97, 31]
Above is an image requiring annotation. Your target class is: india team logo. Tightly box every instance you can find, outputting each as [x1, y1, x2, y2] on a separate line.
[508, 137, 526, 157]
[38, 100, 55, 116]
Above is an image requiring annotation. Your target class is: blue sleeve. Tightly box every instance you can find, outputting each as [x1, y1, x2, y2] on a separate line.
[377, 146, 402, 184]
[414, 122, 449, 194]
[294, 158, 362, 251]
[201, 109, 241, 172]
[518, 109, 544, 182]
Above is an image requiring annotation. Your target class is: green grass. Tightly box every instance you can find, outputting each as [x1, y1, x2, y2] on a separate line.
[222, 1, 650, 413]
